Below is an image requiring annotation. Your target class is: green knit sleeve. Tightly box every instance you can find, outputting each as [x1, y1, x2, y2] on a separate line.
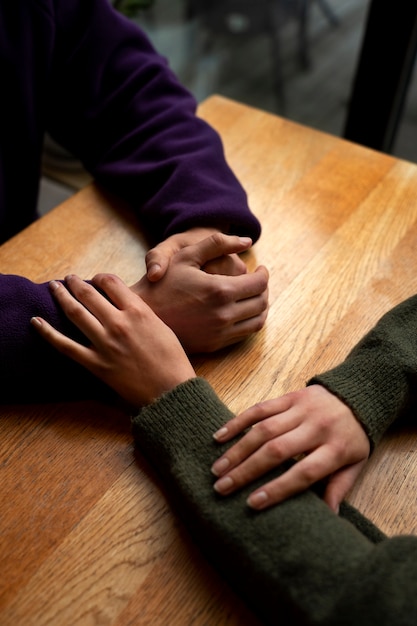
[310, 295, 417, 447]
[131, 377, 417, 625]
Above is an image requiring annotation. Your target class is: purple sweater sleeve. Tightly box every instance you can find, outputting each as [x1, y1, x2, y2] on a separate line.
[0, 1, 261, 403]
[0, 274, 112, 403]
[45, 0, 261, 243]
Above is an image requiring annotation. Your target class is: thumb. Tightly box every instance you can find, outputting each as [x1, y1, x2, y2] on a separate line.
[323, 460, 367, 514]
[145, 241, 177, 282]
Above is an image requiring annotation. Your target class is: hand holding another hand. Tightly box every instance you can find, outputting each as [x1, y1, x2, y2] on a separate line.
[31, 274, 196, 407]
[145, 227, 249, 280]
[133, 232, 269, 353]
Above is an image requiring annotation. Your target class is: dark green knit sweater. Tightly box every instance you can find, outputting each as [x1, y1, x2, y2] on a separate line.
[132, 295, 417, 625]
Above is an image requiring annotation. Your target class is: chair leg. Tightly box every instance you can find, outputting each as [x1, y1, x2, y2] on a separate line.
[268, 3, 287, 112]
[297, 0, 309, 69]
[296, 0, 338, 70]
[313, 0, 339, 27]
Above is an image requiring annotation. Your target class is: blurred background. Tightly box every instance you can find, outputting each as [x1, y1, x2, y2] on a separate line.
[40, 0, 417, 213]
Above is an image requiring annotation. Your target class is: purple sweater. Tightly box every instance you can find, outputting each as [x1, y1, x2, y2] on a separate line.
[0, 0, 261, 402]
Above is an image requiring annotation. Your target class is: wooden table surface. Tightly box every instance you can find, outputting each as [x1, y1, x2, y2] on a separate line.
[1, 95, 417, 625]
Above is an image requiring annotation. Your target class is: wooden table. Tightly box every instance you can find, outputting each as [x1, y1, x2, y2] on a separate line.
[1, 95, 417, 625]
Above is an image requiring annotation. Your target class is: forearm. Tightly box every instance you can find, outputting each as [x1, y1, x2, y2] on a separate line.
[310, 295, 417, 447]
[48, 0, 261, 243]
[132, 378, 417, 625]
[0, 274, 109, 402]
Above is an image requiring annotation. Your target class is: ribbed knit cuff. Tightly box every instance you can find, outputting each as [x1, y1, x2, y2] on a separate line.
[309, 348, 410, 449]
[131, 377, 234, 469]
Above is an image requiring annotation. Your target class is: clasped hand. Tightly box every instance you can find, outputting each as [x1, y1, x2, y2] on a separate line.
[135, 229, 269, 353]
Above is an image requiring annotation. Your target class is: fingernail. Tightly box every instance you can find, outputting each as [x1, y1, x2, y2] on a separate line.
[247, 491, 268, 508]
[30, 317, 42, 327]
[211, 457, 230, 476]
[213, 426, 228, 441]
[213, 476, 234, 494]
[49, 280, 61, 291]
[147, 264, 161, 279]
[239, 237, 252, 246]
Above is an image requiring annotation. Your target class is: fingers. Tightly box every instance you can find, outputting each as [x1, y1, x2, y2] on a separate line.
[40, 274, 146, 346]
[32, 273, 196, 406]
[211, 386, 371, 511]
[229, 265, 269, 302]
[145, 227, 232, 282]
[212, 429, 304, 497]
[31, 276, 117, 367]
[213, 396, 292, 443]
[203, 265, 268, 331]
[203, 253, 248, 276]
[56, 273, 142, 321]
[217, 306, 268, 347]
[209, 268, 269, 343]
[182, 233, 253, 268]
[213, 441, 351, 511]
[47, 278, 106, 342]
[244, 447, 340, 509]
[46, 274, 136, 343]
[30, 315, 95, 369]
[212, 417, 313, 498]
[90, 273, 139, 310]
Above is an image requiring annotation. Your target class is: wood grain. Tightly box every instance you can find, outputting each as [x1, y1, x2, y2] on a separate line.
[1, 95, 417, 624]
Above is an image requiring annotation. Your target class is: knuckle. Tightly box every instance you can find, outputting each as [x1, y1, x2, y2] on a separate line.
[91, 272, 107, 285]
[213, 308, 233, 326]
[316, 413, 335, 435]
[329, 439, 348, 460]
[298, 463, 319, 485]
[256, 419, 278, 440]
[209, 231, 226, 247]
[211, 282, 233, 305]
[63, 299, 83, 321]
[260, 291, 269, 309]
[109, 318, 130, 341]
[263, 439, 285, 461]
[93, 273, 117, 288]
[243, 403, 277, 427]
[287, 388, 306, 405]
[250, 402, 270, 419]
[69, 302, 82, 319]
[73, 280, 92, 298]
[251, 315, 267, 332]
